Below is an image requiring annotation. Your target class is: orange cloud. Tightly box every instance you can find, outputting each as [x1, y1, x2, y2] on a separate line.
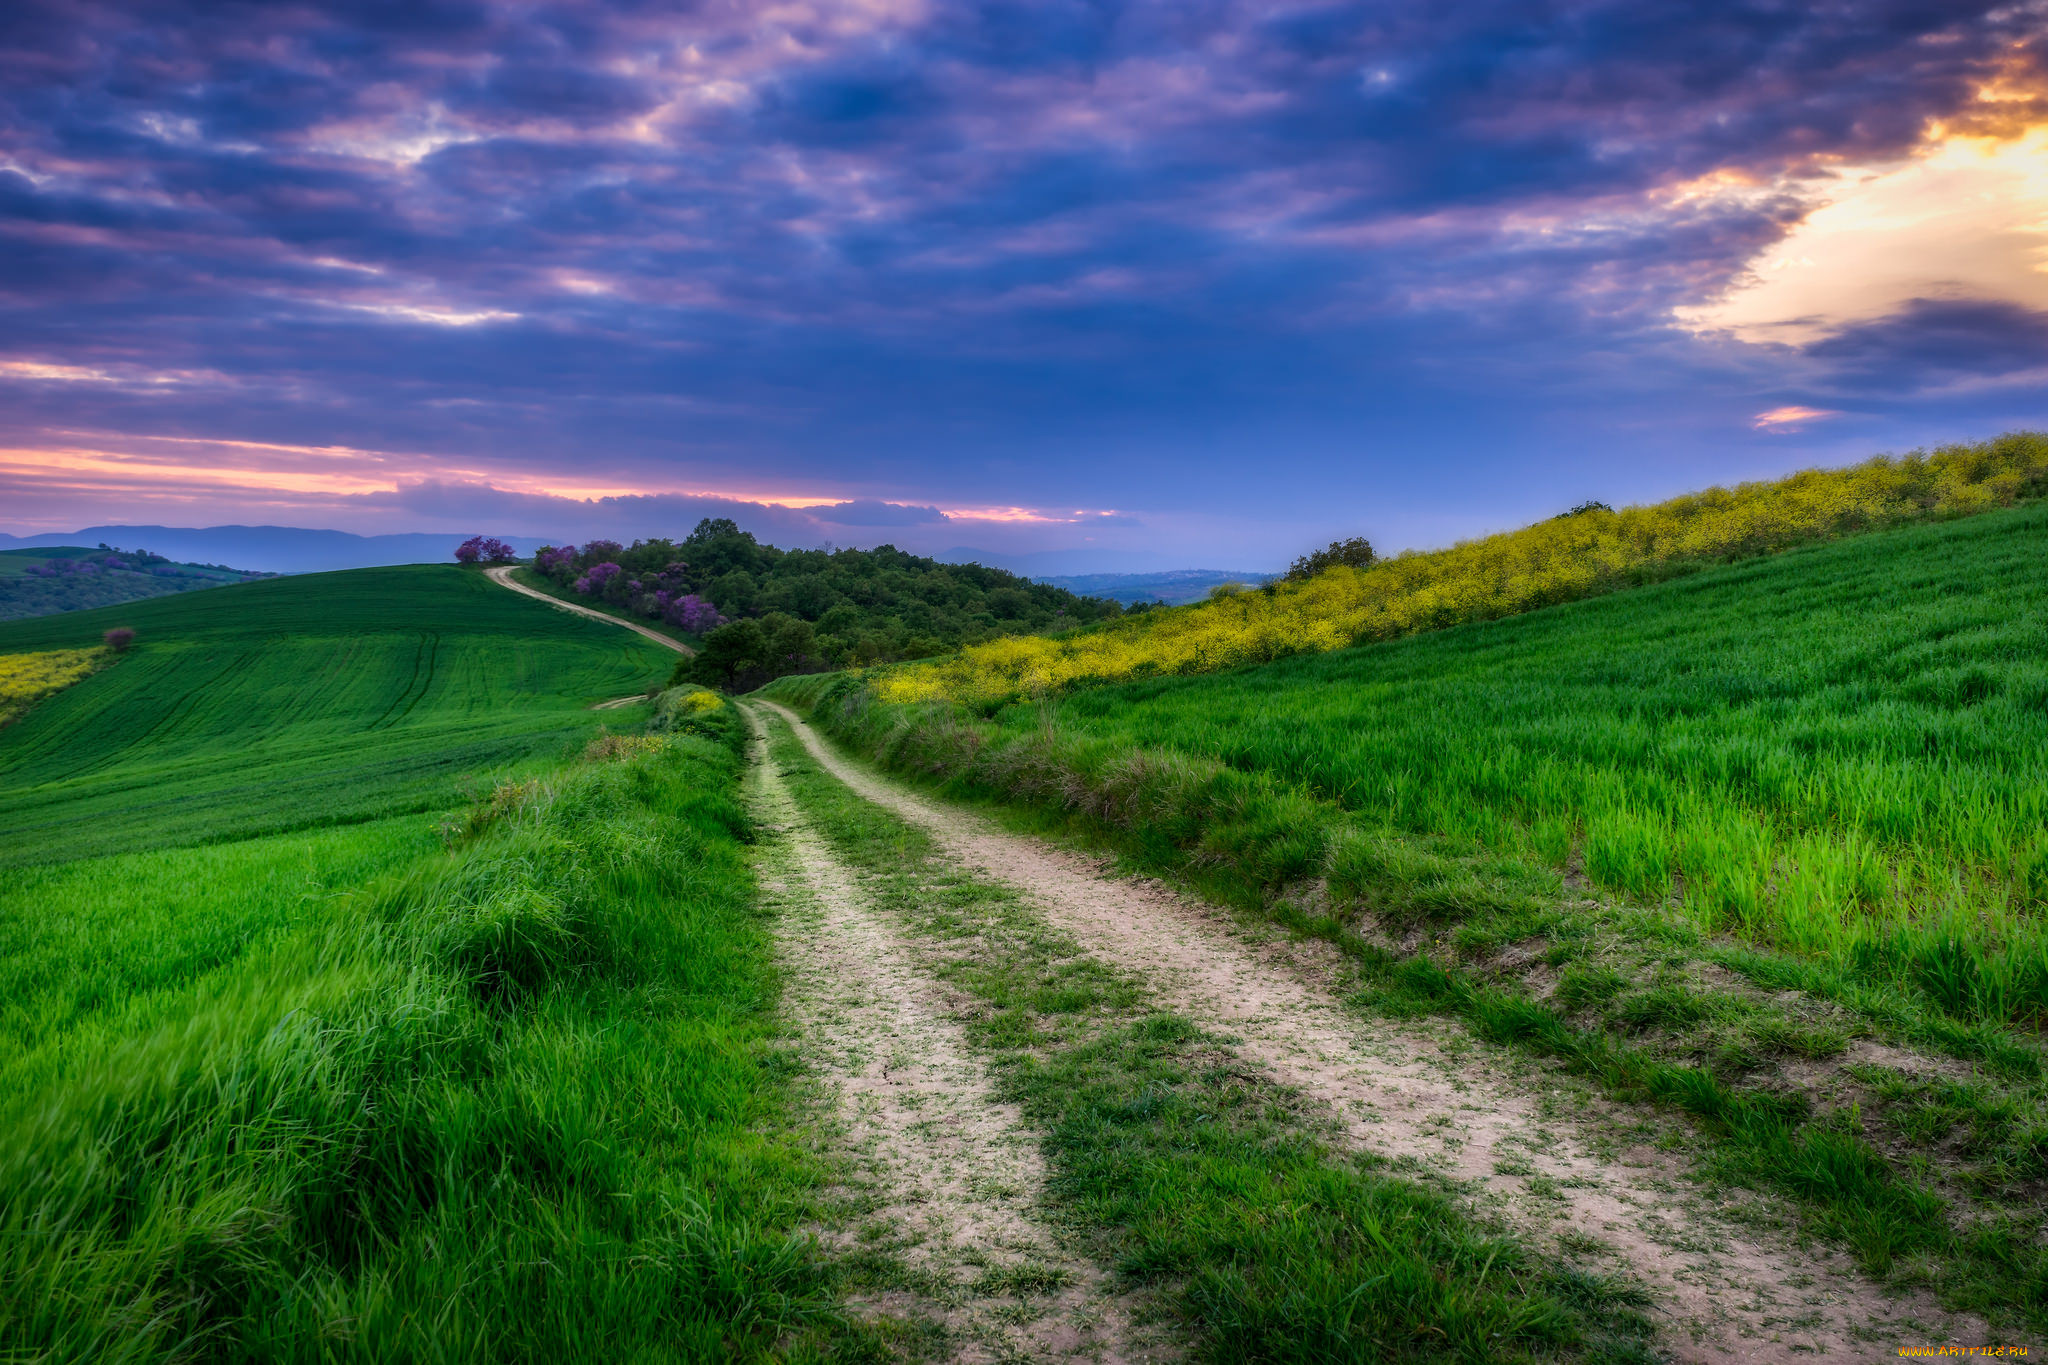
[1680, 123, 2048, 344]
[1752, 406, 1841, 431]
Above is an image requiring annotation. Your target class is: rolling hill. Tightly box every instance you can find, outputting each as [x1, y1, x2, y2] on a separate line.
[0, 564, 676, 864]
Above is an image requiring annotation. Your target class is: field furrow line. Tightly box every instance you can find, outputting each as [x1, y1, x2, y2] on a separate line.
[757, 698, 1987, 1365]
[745, 708, 1134, 1364]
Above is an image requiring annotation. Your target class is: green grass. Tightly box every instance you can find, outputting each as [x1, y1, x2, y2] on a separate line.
[765, 504, 2048, 1330]
[775, 502, 2048, 1028]
[759, 707, 1659, 1363]
[0, 704, 865, 1363]
[0, 565, 677, 864]
[0, 814, 437, 1060]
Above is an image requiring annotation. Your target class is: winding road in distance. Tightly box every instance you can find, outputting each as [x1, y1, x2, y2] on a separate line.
[484, 564, 696, 656]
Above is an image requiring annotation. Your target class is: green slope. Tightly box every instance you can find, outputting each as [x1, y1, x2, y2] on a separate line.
[0, 565, 675, 864]
[768, 500, 2048, 1327]
[782, 503, 2048, 1006]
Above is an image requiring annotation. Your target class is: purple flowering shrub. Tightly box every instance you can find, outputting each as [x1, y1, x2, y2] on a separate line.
[672, 594, 723, 634]
[574, 562, 625, 599]
[455, 535, 517, 565]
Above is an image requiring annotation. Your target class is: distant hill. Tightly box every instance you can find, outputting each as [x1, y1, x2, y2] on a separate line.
[1036, 569, 1275, 606]
[0, 546, 271, 622]
[0, 525, 551, 574]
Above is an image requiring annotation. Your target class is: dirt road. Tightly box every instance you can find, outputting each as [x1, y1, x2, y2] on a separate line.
[744, 706, 1138, 1363]
[483, 564, 696, 655]
[755, 697, 1983, 1365]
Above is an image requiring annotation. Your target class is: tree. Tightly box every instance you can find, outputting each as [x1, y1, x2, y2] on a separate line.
[1284, 536, 1376, 582]
[454, 536, 484, 564]
[686, 517, 744, 544]
[103, 627, 135, 652]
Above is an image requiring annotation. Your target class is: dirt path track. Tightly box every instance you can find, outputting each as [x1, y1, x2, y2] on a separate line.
[755, 699, 1982, 1365]
[745, 708, 1137, 1363]
[483, 564, 696, 655]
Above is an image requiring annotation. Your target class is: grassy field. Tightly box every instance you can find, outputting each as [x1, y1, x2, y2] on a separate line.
[0, 702, 856, 1362]
[780, 503, 2048, 1027]
[767, 502, 2048, 1323]
[0, 565, 677, 865]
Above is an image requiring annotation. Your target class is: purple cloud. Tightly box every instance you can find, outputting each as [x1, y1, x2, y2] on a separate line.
[0, 1, 2043, 567]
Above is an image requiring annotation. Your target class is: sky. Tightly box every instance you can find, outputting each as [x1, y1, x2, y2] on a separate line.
[1, 1, 2045, 570]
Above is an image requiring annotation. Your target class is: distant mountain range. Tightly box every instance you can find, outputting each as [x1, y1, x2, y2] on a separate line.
[1032, 568, 1275, 606]
[936, 547, 1276, 603]
[0, 526, 551, 574]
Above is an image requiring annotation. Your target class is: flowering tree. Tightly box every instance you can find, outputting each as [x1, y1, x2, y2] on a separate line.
[454, 535, 518, 564]
[672, 594, 723, 634]
[575, 561, 624, 597]
[103, 627, 135, 652]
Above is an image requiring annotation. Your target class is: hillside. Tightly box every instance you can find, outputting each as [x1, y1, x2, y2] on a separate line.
[766, 501, 2048, 1325]
[0, 545, 269, 620]
[0, 565, 675, 864]
[880, 433, 2048, 703]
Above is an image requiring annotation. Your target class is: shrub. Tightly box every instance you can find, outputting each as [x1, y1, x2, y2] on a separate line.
[102, 627, 134, 652]
[1286, 536, 1378, 582]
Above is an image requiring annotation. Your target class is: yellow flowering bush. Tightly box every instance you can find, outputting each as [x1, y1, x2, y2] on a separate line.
[881, 433, 2048, 704]
[0, 647, 114, 726]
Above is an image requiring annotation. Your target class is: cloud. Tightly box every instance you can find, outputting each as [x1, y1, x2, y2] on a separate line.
[1752, 405, 1840, 431]
[1679, 126, 2048, 347]
[808, 498, 950, 526]
[1799, 298, 2048, 392]
[0, 0, 2042, 557]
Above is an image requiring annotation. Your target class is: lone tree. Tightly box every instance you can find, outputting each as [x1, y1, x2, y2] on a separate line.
[1284, 536, 1376, 582]
[103, 627, 135, 652]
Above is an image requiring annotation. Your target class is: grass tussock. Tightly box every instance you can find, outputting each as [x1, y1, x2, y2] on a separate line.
[0, 644, 115, 726]
[880, 431, 2048, 704]
[0, 703, 852, 1363]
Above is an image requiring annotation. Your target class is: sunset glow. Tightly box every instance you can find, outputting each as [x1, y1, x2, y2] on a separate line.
[1, 2, 2043, 564]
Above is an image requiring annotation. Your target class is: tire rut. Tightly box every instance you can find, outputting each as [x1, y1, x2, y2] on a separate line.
[744, 707, 1136, 1364]
[757, 699, 1986, 1365]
